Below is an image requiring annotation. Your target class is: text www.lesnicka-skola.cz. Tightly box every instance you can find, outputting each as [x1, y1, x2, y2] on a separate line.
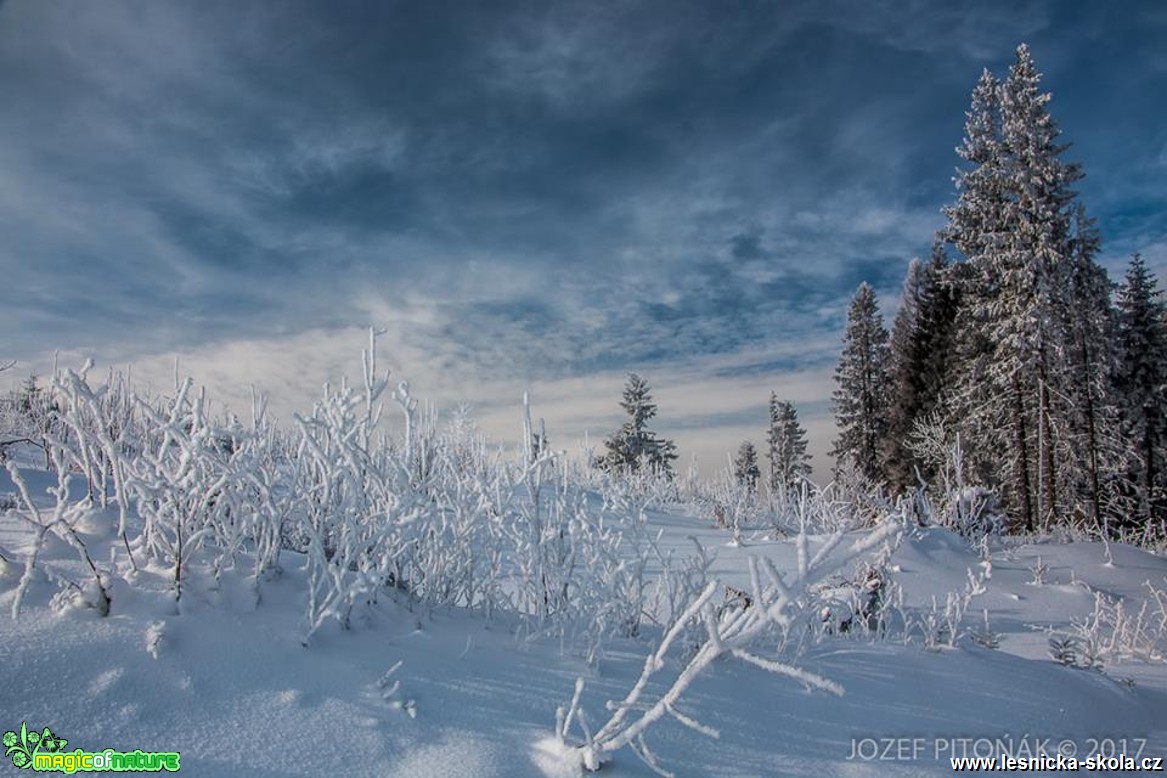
[951, 753, 1164, 772]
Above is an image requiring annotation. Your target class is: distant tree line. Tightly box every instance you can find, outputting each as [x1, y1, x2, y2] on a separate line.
[597, 373, 814, 497]
[732, 393, 812, 496]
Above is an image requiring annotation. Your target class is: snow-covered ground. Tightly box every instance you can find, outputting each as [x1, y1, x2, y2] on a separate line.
[3, 464, 1165, 777]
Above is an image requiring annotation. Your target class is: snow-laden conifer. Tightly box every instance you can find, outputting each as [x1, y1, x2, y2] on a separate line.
[831, 283, 890, 486]
[883, 248, 959, 494]
[1115, 253, 1167, 527]
[732, 441, 760, 493]
[942, 44, 1117, 530]
[766, 393, 811, 494]
[600, 373, 678, 478]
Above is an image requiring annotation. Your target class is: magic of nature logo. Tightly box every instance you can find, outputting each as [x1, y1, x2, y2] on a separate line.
[4, 723, 180, 773]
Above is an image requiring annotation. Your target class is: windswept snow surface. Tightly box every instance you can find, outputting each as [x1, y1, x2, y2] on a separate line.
[2, 474, 1166, 776]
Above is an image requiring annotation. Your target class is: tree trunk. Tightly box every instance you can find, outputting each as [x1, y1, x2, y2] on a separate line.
[1038, 369, 1058, 529]
[1012, 376, 1034, 532]
[1078, 332, 1103, 529]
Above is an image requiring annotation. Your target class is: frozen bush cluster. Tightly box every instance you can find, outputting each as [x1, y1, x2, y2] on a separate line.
[0, 334, 697, 658]
[2, 335, 929, 773]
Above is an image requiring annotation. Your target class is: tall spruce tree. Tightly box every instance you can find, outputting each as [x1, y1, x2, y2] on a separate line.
[766, 394, 811, 492]
[600, 373, 678, 477]
[1115, 254, 1167, 526]
[942, 44, 1113, 530]
[831, 283, 890, 485]
[943, 67, 1012, 497]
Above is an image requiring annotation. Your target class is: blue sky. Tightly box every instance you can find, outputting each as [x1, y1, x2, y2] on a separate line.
[2, 1, 1165, 476]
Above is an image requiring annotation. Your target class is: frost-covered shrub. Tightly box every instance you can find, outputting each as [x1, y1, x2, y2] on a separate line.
[123, 378, 268, 605]
[830, 461, 894, 528]
[290, 335, 425, 643]
[5, 456, 112, 618]
[701, 464, 763, 543]
[502, 453, 670, 663]
[1052, 585, 1167, 667]
[941, 486, 1005, 541]
[771, 480, 854, 535]
[967, 609, 1001, 649]
[907, 414, 1007, 541]
[906, 559, 992, 650]
[810, 560, 900, 639]
[1049, 636, 1082, 667]
[556, 514, 906, 775]
[1028, 556, 1049, 586]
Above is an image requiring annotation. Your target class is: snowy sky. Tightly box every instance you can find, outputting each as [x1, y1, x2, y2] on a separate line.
[2, 1, 1165, 477]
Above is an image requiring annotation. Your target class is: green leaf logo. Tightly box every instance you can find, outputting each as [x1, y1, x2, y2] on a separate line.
[4, 722, 65, 769]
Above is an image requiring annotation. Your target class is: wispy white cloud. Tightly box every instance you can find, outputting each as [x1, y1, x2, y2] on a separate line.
[15, 319, 845, 480]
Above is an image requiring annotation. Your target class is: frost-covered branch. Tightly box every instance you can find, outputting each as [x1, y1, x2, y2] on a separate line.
[560, 511, 905, 774]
